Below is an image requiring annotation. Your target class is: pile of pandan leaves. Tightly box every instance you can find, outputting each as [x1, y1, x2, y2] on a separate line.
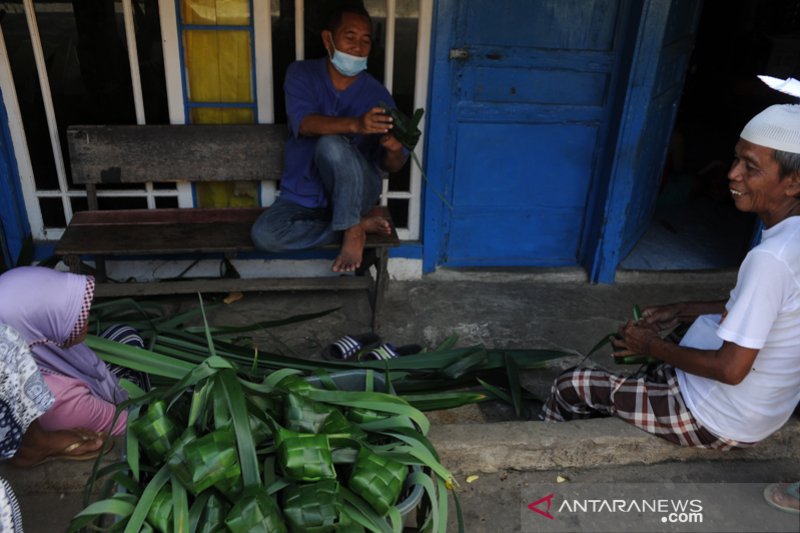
[68, 296, 573, 532]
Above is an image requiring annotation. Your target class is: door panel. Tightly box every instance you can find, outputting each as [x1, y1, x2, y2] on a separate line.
[452, 122, 597, 208]
[589, 0, 703, 282]
[437, 0, 624, 267]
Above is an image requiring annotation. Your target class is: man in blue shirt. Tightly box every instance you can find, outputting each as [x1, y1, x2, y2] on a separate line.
[251, 4, 408, 272]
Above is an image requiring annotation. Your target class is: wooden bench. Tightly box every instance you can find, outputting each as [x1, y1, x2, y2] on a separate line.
[55, 124, 400, 331]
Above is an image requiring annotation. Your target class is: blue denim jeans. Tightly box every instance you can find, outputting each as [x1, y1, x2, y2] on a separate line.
[250, 135, 383, 251]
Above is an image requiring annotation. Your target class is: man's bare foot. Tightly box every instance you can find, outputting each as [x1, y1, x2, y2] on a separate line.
[361, 215, 392, 236]
[364, 207, 392, 236]
[9, 422, 105, 467]
[332, 213, 393, 272]
[333, 225, 367, 272]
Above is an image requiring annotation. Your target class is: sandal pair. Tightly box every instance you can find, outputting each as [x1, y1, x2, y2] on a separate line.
[321, 333, 421, 361]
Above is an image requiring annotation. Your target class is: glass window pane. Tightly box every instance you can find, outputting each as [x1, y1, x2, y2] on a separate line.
[388, 198, 409, 229]
[70, 195, 89, 215]
[39, 197, 66, 228]
[388, 165, 410, 192]
[155, 196, 179, 208]
[97, 196, 148, 210]
[152, 182, 178, 190]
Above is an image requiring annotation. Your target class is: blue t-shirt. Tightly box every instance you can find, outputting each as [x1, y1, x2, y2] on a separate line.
[280, 58, 397, 208]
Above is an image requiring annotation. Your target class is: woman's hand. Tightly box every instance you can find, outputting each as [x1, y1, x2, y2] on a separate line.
[611, 319, 661, 357]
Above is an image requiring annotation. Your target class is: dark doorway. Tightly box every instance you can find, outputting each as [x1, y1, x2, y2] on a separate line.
[620, 0, 799, 270]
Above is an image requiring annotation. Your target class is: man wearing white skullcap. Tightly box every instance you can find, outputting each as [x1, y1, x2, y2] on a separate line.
[542, 105, 800, 455]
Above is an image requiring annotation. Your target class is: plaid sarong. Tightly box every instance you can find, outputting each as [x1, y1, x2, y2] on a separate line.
[540, 364, 752, 450]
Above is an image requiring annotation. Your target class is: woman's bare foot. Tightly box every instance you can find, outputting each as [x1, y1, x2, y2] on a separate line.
[9, 421, 105, 468]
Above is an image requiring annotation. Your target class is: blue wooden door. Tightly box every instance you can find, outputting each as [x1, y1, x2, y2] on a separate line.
[424, 0, 634, 269]
[588, 0, 703, 282]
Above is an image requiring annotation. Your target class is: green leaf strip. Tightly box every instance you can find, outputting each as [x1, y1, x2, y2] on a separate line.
[124, 464, 171, 533]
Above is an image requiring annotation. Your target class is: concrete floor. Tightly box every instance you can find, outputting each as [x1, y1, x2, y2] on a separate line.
[5, 269, 799, 533]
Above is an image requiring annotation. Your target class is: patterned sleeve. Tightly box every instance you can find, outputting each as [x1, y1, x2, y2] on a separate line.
[0, 324, 54, 459]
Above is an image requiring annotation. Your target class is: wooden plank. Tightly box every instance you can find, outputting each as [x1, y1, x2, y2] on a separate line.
[94, 276, 372, 297]
[57, 220, 256, 254]
[67, 208, 264, 226]
[67, 124, 286, 184]
[56, 207, 400, 255]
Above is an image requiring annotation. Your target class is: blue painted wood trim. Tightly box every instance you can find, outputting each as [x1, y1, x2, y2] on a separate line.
[422, 0, 458, 274]
[0, 90, 30, 268]
[579, 1, 642, 274]
[588, 0, 671, 284]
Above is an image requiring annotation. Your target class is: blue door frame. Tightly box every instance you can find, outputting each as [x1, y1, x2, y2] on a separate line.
[423, 0, 702, 282]
[586, 0, 703, 282]
[0, 89, 29, 269]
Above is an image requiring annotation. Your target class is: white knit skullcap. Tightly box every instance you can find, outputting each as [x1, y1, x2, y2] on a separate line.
[740, 104, 800, 154]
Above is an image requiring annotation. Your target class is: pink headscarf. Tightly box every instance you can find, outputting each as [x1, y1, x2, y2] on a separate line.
[0, 267, 126, 404]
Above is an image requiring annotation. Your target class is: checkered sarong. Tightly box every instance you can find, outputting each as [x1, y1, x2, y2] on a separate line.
[540, 364, 751, 450]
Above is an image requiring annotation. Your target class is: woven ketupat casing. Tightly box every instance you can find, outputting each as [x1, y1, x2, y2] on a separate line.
[181, 428, 242, 494]
[283, 392, 335, 434]
[282, 479, 342, 532]
[276, 429, 336, 482]
[379, 101, 424, 150]
[225, 486, 287, 533]
[129, 400, 180, 463]
[319, 409, 367, 441]
[348, 447, 408, 515]
[165, 428, 198, 489]
[196, 492, 229, 531]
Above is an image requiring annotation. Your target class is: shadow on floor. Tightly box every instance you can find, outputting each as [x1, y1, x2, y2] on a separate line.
[620, 172, 756, 271]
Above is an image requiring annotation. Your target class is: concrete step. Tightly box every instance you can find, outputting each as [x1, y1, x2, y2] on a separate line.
[428, 417, 800, 474]
[2, 418, 797, 494]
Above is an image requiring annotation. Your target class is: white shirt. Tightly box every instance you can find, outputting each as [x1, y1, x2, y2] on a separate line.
[676, 216, 800, 442]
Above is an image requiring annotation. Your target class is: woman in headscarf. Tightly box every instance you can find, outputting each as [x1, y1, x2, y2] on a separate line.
[0, 322, 105, 532]
[0, 266, 128, 439]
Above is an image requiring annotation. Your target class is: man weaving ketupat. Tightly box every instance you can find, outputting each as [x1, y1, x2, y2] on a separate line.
[542, 104, 800, 453]
[250, 4, 409, 273]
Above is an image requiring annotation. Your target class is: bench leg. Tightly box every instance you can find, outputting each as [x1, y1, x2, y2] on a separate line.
[63, 254, 106, 280]
[95, 256, 107, 282]
[371, 247, 389, 333]
[63, 255, 82, 274]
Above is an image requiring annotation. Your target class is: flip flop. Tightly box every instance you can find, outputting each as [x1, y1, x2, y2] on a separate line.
[321, 333, 382, 361]
[32, 430, 114, 467]
[763, 482, 800, 514]
[360, 343, 422, 361]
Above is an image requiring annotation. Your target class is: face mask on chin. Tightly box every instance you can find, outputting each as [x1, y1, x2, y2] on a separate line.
[327, 40, 368, 77]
